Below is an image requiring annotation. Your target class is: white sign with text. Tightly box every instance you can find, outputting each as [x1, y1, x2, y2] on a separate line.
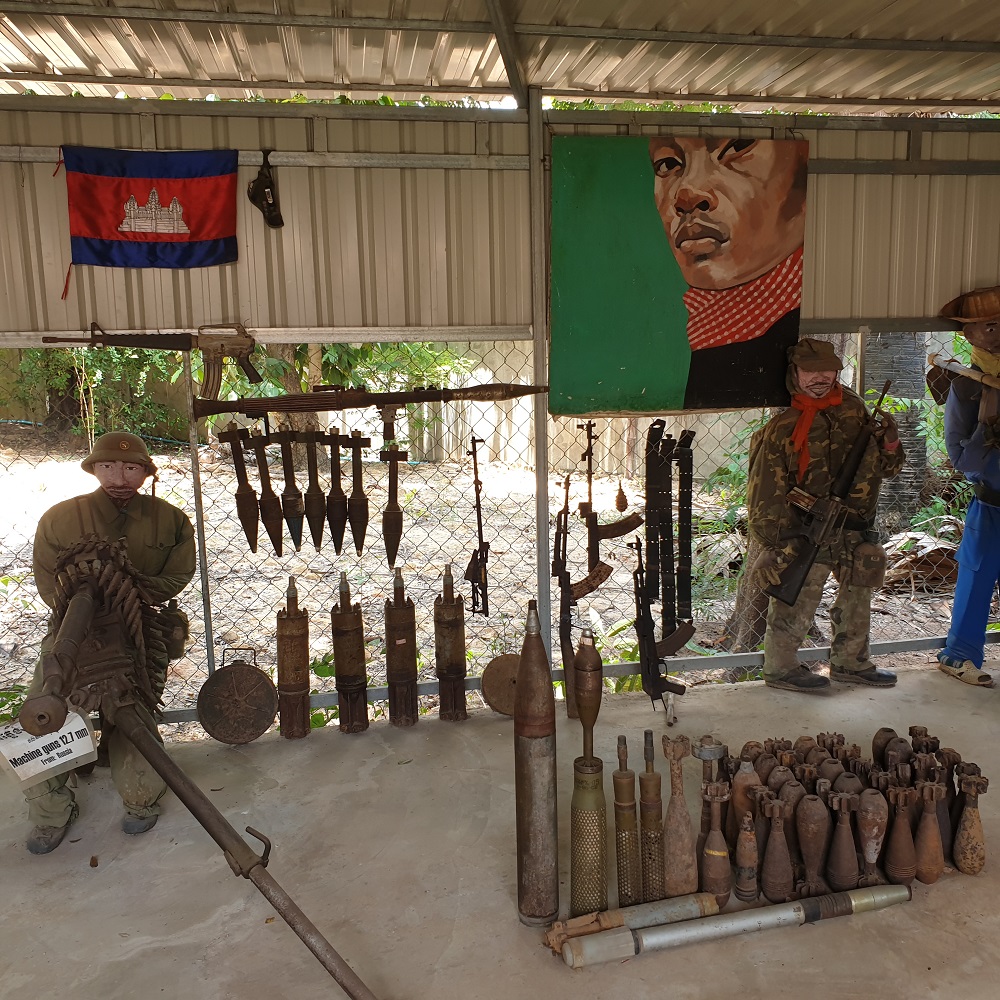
[0, 711, 97, 788]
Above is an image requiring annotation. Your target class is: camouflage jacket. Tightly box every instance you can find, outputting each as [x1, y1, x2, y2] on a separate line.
[747, 386, 905, 554]
[33, 487, 196, 608]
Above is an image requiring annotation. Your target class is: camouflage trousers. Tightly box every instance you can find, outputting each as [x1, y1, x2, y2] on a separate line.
[23, 627, 168, 830]
[763, 559, 873, 679]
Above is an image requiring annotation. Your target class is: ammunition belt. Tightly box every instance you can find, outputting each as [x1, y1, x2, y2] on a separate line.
[973, 482, 1000, 507]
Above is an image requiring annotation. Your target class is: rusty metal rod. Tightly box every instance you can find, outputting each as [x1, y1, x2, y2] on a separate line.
[114, 704, 379, 1000]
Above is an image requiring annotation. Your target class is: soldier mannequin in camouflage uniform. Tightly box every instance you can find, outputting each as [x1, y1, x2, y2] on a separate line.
[24, 432, 195, 854]
[747, 339, 905, 692]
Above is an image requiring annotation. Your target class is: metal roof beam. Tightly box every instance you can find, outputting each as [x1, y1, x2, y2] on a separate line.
[0, 3, 492, 32]
[3, 3, 999, 57]
[524, 23, 1000, 56]
[483, 0, 527, 108]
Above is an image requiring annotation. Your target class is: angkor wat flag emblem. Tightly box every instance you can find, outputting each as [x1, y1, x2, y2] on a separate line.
[62, 146, 238, 268]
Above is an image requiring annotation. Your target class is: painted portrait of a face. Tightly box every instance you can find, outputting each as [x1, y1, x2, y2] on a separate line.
[649, 137, 808, 291]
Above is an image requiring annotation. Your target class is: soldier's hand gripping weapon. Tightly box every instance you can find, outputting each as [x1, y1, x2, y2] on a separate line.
[464, 435, 490, 616]
[577, 420, 644, 571]
[553, 477, 613, 719]
[767, 381, 892, 607]
[17, 538, 379, 999]
[44, 321, 262, 402]
[218, 422, 259, 553]
[629, 538, 686, 720]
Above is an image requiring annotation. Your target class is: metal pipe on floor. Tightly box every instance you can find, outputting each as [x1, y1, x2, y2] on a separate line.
[562, 885, 912, 969]
[115, 704, 379, 1000]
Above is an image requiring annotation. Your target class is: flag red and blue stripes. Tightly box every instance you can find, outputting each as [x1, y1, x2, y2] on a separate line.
[63, 146, 238, 268]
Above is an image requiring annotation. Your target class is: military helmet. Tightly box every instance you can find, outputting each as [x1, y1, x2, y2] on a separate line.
[788, 337, 844, 372]
[81, 432, 157, 476]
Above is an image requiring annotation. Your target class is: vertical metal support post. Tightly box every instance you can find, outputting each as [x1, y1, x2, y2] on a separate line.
[184, 353, 217, 674]
[529, 85, 552, 656]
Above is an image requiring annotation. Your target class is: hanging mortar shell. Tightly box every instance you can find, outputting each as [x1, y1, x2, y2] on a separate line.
[276, 575, 310, 739]
[302, 431, 327, 551]
[639, 729, 666, 903]
[514, 599, 559, 926]
[570, 628, 607, 917]
[380, 441, 407, 567]
[273, 430, 305, 551]
[561, 885, 912, 969]
[218, 421, 259, 553]
[347, 429, 371, 555]
[248, 429, 284, 556]
[613, 735, 642, 909]
[545, 891, 718, 954]
[385, 568, 418, 727]
[434, 565, 468, 721]
[325, 429, 348, 554]
[330, 572, 369, 734]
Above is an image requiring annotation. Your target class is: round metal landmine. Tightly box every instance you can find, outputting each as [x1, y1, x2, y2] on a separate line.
[197, 660, 279, 744]
[481, 653, 520, 716]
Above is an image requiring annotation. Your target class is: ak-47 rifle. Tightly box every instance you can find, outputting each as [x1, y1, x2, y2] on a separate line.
[553, 477, 613, 719]
[464, 435, 490, 616]
[576, 420, 644, 571]
[193, 382, 548, 418]
[629, 537, 686, 718]
[43, 322, 262, 401]
[766, 380, 892, 607]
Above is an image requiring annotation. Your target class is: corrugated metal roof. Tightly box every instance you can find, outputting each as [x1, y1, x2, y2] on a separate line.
[0, 0, 998, 112]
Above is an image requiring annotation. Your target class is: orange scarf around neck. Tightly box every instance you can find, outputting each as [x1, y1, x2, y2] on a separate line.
[790, 384, 843, 480]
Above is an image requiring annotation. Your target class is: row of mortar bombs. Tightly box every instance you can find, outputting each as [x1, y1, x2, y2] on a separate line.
[689, 727, 988, 907]
[275, 565, 470, 738]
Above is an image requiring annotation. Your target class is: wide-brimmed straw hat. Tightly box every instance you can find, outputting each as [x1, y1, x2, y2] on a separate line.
[938, 285, 1000, 324]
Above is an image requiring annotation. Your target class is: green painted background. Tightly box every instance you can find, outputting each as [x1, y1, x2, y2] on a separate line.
[549, 135, 691, 415]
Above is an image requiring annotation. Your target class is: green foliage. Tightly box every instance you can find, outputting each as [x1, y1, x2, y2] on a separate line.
[700, 411, 770, 520]
[0, 684, 28, 724]
[1, 347, 183, 441]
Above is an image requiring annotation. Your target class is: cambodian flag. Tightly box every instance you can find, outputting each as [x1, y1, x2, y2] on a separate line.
[62, 146, 238, 268]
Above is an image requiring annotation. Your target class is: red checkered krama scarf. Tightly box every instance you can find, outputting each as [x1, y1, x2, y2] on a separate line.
[790, 383, 843, 481]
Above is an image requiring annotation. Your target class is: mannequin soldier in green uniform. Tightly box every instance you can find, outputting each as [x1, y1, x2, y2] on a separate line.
[24, 432, 195, 854]
[747, 339, 905, 692]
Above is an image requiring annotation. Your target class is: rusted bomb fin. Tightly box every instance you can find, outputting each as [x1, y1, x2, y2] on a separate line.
[325, 430, 348, 554]
[248, 429, 284, 556]
[385, 568, 418, 727]
[330, 573, 369, 734]
[302, 431, 327, 551]
[218, 422, 259, 553]
[434, 565, 468, 721]
[346, 430, 372, 555]
[380, 441, 407, 567]
[193, 381, 550, 418]
[561, 885, 912, 969]
[271, 430, 305, 551]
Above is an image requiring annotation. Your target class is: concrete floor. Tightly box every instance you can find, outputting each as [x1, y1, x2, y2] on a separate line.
[2, 662, 998, 1000]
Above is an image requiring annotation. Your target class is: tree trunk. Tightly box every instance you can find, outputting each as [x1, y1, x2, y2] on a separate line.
[721, 534, 769, 652]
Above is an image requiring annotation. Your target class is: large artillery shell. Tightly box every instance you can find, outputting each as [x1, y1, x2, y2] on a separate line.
[662, 735, 698, 899]
[514, 600, 558, 926]
[330, 573, 368, 734]
[276, 576, 310, 740]
[385, 568, 418, 727]
[433, 565, 467, 721]
[571, 756, 608, 917]
[613, 735, 642, 909]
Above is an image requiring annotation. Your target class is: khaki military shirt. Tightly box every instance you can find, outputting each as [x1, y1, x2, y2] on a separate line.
[33, 487, 196, 608]
[747, 386, 905, 555]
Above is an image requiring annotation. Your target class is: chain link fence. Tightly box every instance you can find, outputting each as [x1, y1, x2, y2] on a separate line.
[0, 331, 967, 724]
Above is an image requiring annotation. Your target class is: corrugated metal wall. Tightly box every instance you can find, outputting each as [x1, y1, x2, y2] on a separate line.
[2, 105, 1000, 339]
[0, 110, 530, 336]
